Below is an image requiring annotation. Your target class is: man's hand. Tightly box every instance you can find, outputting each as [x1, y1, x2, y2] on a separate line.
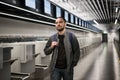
[51, 41, 58, 48]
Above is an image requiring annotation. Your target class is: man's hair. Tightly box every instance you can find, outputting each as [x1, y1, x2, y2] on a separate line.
[56, 17, 66, 22]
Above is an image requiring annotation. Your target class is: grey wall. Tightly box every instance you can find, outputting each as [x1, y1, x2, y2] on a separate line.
[0, 17, 56, 37]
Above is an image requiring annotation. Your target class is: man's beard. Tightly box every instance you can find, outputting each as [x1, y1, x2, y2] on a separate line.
[57, 27, 64, 32]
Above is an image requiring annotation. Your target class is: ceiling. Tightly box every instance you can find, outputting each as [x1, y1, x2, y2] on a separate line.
[50, 0, 120, 32]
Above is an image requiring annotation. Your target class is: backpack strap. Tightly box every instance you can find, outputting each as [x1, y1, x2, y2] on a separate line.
[52, 33, 57, 41]
[52, 32, 73, 45]
[68, 32, 74, 53]
[52, 32, 74, 53]
[68, 32, 73, 45]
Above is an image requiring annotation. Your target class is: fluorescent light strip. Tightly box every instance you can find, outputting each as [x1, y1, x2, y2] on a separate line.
[114, 19, 118, 24]
[67, 23, 89, 30]
[66, 26, 90, 32]
[67, 25, 99, 33]
[115, 7, 118, 13]
[93, 20, 99, 25]
[67, 22, 101, 33]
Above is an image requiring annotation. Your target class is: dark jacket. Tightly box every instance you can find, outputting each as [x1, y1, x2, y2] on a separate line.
[44, 31, 80, 72]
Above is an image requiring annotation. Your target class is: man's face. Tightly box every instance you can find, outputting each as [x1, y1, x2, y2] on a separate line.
[55, 18, 66, 32]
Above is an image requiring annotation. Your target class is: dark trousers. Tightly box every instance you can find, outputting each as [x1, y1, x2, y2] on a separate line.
[50, 68, 73, 80]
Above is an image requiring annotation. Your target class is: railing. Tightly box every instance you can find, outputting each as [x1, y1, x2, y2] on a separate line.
[80, 41, 102, 58]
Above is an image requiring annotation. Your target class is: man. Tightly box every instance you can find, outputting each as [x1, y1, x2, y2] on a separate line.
[44, 17, 80, 80]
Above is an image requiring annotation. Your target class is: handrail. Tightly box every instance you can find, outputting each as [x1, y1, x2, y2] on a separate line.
[3, 58, 18, 65]
[33, 53, 40, 57]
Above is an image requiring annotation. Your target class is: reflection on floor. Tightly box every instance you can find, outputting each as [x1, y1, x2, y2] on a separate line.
[74, 42, 119, 80]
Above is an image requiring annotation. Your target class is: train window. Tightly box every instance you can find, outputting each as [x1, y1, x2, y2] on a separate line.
[79, 19, 81, 26]
[82, 20, 84, 27]
[84, 22, 86, 27]
[56, 6, 61, 17]
[86, 23, 88, 28]
[64, 11, 68, 22]
[85, 22, 88, 28]
[44, 0, 51, 15]
[25, 0, 36, 9]
[75, 17, 78, 25]
[70, 14, 74, 23]
[83, 21, 85, 27]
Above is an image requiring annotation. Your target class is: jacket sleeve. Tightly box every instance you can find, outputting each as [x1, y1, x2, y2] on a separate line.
[44, 37, 54, 55]
[72, 34, 80, 66]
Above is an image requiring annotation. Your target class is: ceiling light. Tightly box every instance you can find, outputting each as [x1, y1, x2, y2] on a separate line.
[93, 20, 99, 25]
[103, 31, 107, 34]
[115, 7, 118, 12]
[114, 19, 118, 24]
